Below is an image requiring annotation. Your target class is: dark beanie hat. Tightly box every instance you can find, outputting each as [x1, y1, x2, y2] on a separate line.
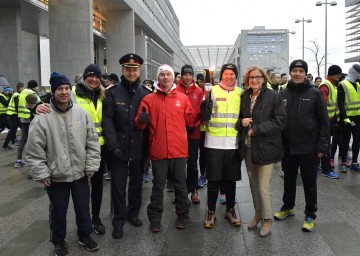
[289, 59, 308, 74]
[220, 63, 238, 81]
[25, 93, 40, 105]
[181, 65, 194, 76]
[28, 80, 38, 89]
[49, 72, 71, 94]
[108, 73, 119, 83]
[83, 64, 102, 80]
[353, 64, 360, 73]
[196, 73, 204, 80]
[328, 65, 342, 76]
[174, 72, 180, 78]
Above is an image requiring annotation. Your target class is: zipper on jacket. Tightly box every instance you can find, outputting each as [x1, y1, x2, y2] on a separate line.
[63, 112, 74, 178]
[297, 97, 302, 112]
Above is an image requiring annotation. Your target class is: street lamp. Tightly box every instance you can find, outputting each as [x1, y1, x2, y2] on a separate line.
[316, 1, 337, 77]
[295, 18, 312, 60]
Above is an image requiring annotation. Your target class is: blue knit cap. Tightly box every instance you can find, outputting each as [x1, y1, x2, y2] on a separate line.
[49, 72, 71, 94]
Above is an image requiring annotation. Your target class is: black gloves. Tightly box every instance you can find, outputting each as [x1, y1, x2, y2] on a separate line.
[111, 148, 123, 159]
[200, 100, 213, 121]
[139, 106, 149, 124]
[186, 126, 195, 135]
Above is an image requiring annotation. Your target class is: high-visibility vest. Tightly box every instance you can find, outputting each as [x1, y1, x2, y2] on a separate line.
[0, 93, 9, 115]
[18, 89, 37, 119]
[322, 80, 338, 118]
[266, 82, 273, 90]
[73, 87, 104, 146]
[207, 85, 242, 137]
[340, 80, 360, 117]
[7, 92, 19, 115]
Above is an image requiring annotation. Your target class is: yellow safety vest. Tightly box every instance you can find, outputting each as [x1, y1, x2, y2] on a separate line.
[0, 93, 9, 115]
[322, 80, 338, 118]
[73, 88, 104, 146]
[340, 80, 360, 117]
[207, 85, 242, 137]
[7, 92, 19, 115]
[18, 89, 37, 119]
[266, 82, 274, 90]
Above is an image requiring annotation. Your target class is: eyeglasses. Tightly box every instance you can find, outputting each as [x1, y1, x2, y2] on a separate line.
[249, 76, 263, 81]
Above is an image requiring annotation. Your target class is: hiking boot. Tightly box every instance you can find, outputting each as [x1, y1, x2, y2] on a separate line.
[204, 209, 216, 229]
[224, 208, 241, 227]
[339, 163, 348, 173]
[302, 216, 315, 232]
[274, 208, 295, 220]
[322, 171, 339, 179]
[92, 217, 106, 235]
[176, 213, 190, 229]
[198, 175, 208, 188]
[54, 241, 69, 256]
[112, 227, 123, 239]
[2, 145, 13, 151]
[78, 236, 99, 252]
[351, 162, 360, 172]
[219, 194, 226, 204]
[14, 160, 27, 168]
[150, 222, 161, 233]
[191, 190, 200, 204]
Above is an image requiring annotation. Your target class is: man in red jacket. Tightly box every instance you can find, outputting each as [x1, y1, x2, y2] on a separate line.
[175, 64, 204, 204]
[135, 64, 195, 232]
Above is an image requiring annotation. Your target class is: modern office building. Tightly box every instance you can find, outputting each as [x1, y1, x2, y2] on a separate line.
[345, 0, 360, 63]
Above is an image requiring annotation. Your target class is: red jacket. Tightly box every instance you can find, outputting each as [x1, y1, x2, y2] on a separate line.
[174, 80, 204, 139]
[135, 86, 195, 160]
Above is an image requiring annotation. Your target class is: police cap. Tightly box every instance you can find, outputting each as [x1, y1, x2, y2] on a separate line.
[119, 53, 143, 67]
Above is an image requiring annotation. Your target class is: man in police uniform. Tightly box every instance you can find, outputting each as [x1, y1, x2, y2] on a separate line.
[102, 53, 151, 239]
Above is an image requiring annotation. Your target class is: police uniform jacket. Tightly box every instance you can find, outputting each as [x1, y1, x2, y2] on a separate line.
[102, 76, 151, 161]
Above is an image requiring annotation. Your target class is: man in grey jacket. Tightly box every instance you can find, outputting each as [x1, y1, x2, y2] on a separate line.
[26, 72, 101, 256]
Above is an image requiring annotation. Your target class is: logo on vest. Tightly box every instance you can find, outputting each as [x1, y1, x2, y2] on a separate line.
[176, 100, 181, 107]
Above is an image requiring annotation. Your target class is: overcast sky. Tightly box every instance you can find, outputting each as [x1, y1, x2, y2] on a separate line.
[168, 0, 353, 78]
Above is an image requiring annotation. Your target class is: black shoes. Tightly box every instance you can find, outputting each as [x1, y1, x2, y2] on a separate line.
[127, 216, 143, 227]
[54, 241, 69, 256]
[150, 222, 161, 233]
[112, 227, 124, 239]
[92, 217, 106, 235]
[78, 236, 99, 252]
[176, 214, 190, 229]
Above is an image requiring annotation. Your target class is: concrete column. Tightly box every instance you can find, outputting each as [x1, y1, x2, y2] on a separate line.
[21, 31, 41, 86]
[48, 0, 93, 83]
[135, 26, 146, 81]
[105, 10, 135, 76]
[0, 7, 22, 87]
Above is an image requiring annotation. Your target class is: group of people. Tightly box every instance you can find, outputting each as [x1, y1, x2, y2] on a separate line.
[3, 52, 359, 255]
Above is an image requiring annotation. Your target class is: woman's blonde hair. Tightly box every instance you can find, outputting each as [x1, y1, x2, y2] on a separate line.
[243, 66, 268, 88]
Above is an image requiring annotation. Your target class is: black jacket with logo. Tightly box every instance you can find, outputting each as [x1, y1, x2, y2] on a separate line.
[279, 80, 330, 155]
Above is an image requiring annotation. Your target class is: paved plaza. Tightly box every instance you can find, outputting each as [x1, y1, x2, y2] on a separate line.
[1, 134, 360, 256]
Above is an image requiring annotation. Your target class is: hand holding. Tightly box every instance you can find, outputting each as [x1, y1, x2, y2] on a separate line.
[36, 103, 51, 114]
[139, 106, 149, 124]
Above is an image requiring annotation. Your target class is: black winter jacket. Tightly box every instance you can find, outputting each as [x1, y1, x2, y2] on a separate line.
[279, 80, 330, 155]
[238, 86, 287, 165]
[102, 76, 151, 161]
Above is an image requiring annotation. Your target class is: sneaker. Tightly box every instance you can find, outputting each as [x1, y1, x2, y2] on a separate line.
[12, 139, 20, 146]
[339, 163, 348, 173]
[105, 173, 111, 180]
[351, 163, 360, 172]
[14, 160, 27, 168]
[219, 194, 226, 204]
[54, 241, 69, 256]
[224, 208, 241, 227]
[166, 182, 174, 192]
[93, 217, 106, 235]
[191, 190, 200, 204]
[143, 173, 150, 183]
[302, 216, 315, 232]
[274, 208, 295, 220]
[204, 209, 216, 229]
[278, 170, 284, 177]
[2, 145, 13, 151]
[322, 171, 340, 179]
[345, 159, 351, 168]
[176, 213, 190, 229]
[330, 159, 335, 168]
[198, 176, 208, 188]
[78, 236, 99, 252]
[317, 165, 322, 173]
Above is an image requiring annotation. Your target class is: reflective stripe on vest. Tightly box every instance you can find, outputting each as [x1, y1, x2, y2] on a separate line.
[18, 89, 35, 119]
[340, 80, 360, 117]
[322, 80, 338, 118]
[0, 93, 8, 114]
[207, 85, 242, 137]
[73, 88, 104, 145]
[7, 92, 19, 115]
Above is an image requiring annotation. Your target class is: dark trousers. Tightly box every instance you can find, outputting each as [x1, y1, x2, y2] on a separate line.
[281, 153, 318, 219]
[208, 180, 236, 211]
[0, 114, 9, 130]
[3, 115, 19, 148]
[199, 131, 206, 176]
[319, 145, 331, 173]
[147, 158, 191, 224]
[339, 121, 360, 163]
[330, 124, 340, 159]
[186, 139, 200, 193]
[17, 122, 29, 160]
[90, 159, 104, 219]
[109, 159, 143, 229]
[47, 176, 92, 244]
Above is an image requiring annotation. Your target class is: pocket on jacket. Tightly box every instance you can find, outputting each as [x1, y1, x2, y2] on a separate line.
[252, 140, 282, 165]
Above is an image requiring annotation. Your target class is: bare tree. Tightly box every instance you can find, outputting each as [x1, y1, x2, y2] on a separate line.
[305, 40, 325, 77]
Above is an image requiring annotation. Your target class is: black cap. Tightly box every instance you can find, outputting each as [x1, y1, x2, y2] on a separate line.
[181, 65, 194, 76]
[328, 65, 342, 76]
[143, 79, 154, 86]
[27, 80, 38, 89]
[220, 63, 238, 81]
[119, 53, 143, 67]
[83, 64, 102, 80]
[196, 73, 204, 81]
[289, 59, 308, 74]
[108, 73, 119, 83]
